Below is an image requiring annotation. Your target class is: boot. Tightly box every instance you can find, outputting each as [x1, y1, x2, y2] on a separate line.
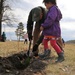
[55, 52, 64, 63]
[39, 49, 51, 58]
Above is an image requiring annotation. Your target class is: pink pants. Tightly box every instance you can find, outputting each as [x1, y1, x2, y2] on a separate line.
[43, 39, 62, 54]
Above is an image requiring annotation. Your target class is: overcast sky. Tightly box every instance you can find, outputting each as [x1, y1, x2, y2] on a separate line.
[2, 0, 75, 41]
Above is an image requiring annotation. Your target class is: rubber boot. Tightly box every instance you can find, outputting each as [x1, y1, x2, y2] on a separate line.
[39, 49, 51, 58]
[55, 52, 64, 63]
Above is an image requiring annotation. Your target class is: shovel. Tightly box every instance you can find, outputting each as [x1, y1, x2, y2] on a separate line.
[26, 40, 32, 56]
[22, 40, 32, 68]
[8, 40, 32, 70]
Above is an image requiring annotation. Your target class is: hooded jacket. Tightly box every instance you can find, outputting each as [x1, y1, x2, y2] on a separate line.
[41, 5, 62, 37]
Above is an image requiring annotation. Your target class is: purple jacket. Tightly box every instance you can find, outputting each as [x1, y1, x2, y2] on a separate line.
[41, 5, 62, 37]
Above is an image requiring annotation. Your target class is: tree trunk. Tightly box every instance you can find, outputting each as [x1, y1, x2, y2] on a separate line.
[0, 0, 4, 35]
[0, 24, 2, 35]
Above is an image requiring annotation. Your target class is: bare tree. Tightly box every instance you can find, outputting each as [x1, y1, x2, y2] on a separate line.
[0, 0, 17, 35]
[0, 0, 4, 35]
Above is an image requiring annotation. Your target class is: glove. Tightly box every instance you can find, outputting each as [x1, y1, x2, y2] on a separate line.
[28, 33, 32, 41]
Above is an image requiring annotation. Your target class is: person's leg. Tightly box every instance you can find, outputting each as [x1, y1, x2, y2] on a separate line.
[39, 38, 51, 58]
[56, 37, 65, 52]
[24, 39, 25, 44]
[33, 23, 41, 56]
[50, 40, 62, 54]
[50, 40, 64, 62]
[25, 39, 27, 44]
[26, 40, 28, 44]
[33, 23, 41, 46]
[43, 38, 48, 49]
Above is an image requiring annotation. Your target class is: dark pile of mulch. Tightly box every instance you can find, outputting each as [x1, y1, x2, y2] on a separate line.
[0, 51, 50, 75]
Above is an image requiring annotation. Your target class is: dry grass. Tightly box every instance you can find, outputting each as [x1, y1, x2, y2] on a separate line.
[0, 41, 28, 57]
[0, 41, 75, 75]
[45, 43, 75, 75]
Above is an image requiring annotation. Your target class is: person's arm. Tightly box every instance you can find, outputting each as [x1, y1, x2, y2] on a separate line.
[32, 33, 44, 52]
[36, 33, 44, 45]
[27, 10, 33, 41]
[41, 7, 58, 28]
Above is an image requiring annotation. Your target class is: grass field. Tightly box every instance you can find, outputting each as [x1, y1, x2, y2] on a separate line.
[0, 41, 28, 57]
[0, 41, 75, 75]
[45, 43, 75, 75]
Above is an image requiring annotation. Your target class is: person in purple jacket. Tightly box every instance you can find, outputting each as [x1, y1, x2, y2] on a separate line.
[40, 0, 64, 62]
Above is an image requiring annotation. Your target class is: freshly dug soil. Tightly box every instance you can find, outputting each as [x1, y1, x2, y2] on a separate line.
[0, 51, 50, 75]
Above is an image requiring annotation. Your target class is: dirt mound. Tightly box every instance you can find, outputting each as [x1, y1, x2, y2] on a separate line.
[0, 51, 50, 75]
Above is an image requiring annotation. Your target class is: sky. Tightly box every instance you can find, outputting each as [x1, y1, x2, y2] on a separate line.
[2, 0, 75, 41]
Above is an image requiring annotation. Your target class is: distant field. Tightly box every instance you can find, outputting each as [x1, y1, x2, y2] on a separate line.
[0, 41, 75, 75]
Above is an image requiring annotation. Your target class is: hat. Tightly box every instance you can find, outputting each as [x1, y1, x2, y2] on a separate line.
[32, 7, 42, 21]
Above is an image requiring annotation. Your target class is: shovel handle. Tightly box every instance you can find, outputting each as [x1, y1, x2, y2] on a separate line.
[29, 40, 31, 50]
[27, 40, 31, 56]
